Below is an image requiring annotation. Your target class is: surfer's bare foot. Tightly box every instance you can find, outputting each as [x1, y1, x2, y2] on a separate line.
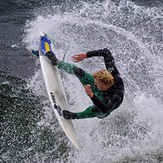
[63, 110, 78, 119]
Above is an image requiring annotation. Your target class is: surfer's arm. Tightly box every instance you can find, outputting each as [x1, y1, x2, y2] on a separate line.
[90, 93, 121, 113]
[87, 48, 120, 76]
[84, 85, 94, 98]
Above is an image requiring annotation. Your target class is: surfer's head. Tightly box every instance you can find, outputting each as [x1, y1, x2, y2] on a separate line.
[93, 69, 114, 91]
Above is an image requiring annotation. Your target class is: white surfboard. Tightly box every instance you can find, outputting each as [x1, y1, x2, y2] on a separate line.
[39, 35, 80, 150]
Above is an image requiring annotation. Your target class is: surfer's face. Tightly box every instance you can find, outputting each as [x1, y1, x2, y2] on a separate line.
[94, 78, 106, 91]
[94, 78, 111, 91]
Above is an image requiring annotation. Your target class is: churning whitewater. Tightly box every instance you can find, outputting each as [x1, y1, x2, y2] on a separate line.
[1, 0, 162, 162]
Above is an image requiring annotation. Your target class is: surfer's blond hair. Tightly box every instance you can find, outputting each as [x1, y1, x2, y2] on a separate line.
[93, 69, 114, 86]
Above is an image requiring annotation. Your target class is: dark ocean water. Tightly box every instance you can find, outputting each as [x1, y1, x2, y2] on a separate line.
[1, 0, 163, 162]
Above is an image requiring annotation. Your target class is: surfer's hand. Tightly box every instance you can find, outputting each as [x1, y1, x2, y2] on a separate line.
[72, 53, 87, 62]
[84, 85, 93, 98]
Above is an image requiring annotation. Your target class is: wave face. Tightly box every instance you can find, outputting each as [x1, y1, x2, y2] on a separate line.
[1, 0, 163, 162]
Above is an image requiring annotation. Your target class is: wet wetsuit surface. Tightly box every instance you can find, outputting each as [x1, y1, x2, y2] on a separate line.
[60, 49, 124, 119]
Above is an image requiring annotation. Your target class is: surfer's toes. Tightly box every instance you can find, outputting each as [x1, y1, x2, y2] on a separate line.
[46, 51, 60, 66]
[63, 110, 78, 120]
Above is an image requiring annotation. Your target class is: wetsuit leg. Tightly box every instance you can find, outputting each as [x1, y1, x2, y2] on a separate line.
[76, 105, 108, 119]
[59, 62, 98, 93]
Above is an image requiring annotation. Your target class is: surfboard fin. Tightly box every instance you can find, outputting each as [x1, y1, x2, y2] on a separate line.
[30, 49, 39, 57]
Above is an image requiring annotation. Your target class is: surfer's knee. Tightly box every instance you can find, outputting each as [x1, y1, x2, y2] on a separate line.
[72, 67, 85, 77]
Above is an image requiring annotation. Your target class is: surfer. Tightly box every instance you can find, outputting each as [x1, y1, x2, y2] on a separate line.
[46, 48, 124, 120]
[33, 37, 124, 120]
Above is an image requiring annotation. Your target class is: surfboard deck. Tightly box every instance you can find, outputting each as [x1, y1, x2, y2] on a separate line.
[39, 34, 80, 150]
